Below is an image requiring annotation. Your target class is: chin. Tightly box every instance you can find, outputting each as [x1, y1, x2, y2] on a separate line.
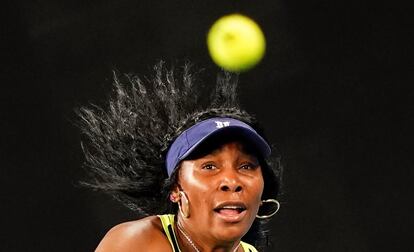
[212, 224, 250, 242]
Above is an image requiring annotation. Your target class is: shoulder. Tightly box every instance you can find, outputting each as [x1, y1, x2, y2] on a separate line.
[95, 215, 171, 252]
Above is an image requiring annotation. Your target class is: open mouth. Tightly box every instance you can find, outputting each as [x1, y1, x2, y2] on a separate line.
[213, 202, 247, 222]
[214, 206, 246, 214]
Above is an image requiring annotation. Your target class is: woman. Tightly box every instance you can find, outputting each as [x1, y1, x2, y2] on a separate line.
[78, 62, 281, 251]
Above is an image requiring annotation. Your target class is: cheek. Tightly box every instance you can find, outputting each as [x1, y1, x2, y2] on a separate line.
[258, 176, 265, 197]
[249, 174, 265, 204]
[179, 164, 214, 208]
[180, 165, 210, 192]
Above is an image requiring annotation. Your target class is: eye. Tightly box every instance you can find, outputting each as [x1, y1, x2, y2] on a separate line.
[202, 163, 217, 170]
[240, 162, 258, 170]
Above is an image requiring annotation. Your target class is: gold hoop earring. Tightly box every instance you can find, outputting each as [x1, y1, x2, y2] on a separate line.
[178, 191, 190, 218]
[256, 199, 280, 219]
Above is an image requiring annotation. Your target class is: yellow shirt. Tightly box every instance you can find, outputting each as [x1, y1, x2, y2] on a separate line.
[158, 214, 258, 252]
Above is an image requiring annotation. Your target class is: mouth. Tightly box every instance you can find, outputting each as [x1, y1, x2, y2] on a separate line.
[213, 202, 247, 223]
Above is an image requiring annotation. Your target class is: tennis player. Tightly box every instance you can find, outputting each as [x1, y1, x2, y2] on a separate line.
[78, 62, 281, 251]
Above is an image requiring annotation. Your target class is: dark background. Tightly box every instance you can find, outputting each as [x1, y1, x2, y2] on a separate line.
[2, 0, 412, 251]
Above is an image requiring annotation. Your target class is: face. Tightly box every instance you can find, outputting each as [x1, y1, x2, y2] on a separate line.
[174, 141, 264, 243]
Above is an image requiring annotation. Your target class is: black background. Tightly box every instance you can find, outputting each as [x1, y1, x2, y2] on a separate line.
[1, 0, 412, 251]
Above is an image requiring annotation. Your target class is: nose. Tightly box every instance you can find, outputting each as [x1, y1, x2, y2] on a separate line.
[220, 183, 243, 192]
[219, 170, 243, 193]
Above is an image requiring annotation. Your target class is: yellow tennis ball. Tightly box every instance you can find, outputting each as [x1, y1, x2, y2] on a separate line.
[207, 14, 266, 72]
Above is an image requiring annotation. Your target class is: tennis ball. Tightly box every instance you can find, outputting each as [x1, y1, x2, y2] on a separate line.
[207, 14, 266, 72]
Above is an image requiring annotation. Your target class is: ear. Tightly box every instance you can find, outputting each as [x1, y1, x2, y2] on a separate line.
[169, 185, 180, 202]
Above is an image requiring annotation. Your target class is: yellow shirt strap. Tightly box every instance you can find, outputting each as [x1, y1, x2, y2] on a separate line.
[157, 214, 181, 252]
[240, 241, 259, 252]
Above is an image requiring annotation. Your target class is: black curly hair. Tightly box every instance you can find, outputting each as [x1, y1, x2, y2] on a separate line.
[77, 61, 282, 250]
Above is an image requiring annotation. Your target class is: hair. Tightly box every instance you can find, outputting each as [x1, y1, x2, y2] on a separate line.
[77, 61, 282, 250]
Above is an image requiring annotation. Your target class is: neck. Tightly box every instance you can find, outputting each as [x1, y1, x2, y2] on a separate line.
[175, 215, 241, 252]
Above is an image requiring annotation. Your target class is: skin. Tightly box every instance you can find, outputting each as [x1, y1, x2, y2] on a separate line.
[96, 141, 264, 252]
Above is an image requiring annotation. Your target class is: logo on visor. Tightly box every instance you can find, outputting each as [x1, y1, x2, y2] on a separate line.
[215, 121, 230, 128]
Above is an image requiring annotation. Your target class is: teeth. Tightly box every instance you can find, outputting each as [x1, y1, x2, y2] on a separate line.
[221, 206, 244, 210]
